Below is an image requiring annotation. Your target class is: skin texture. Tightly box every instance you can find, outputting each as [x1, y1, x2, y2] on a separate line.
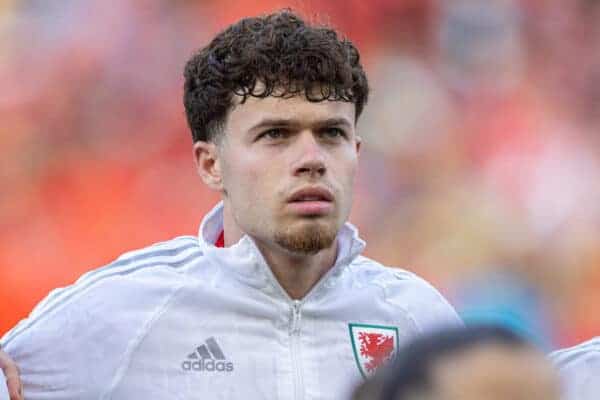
[430, 344, 560, 400]
[0, 348, 23, 400]
[194, 92, 361, 299]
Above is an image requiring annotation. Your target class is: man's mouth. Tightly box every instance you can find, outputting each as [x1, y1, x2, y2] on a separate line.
[288, 187, 334, 202]
[287, 186, 334, 215]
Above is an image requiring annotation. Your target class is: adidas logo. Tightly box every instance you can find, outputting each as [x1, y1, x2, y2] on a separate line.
[181, 337, 234, 372]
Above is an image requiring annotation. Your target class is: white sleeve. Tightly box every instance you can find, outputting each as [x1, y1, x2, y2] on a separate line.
[0, 271, 178, 400]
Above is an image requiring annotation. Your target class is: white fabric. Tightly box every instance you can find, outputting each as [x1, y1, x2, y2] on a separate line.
[1, 202, 461, 400]
[549, 337, 600, 400]
[0, 369, 8, 400]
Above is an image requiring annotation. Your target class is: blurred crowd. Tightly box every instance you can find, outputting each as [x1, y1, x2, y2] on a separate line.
[1, 0, 599, 349]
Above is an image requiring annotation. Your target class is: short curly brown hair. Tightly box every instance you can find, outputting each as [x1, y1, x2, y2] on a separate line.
[183, 10, 369, 143]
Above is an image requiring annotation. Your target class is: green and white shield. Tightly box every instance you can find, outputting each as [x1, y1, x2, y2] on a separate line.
[348, 323, 399, 379]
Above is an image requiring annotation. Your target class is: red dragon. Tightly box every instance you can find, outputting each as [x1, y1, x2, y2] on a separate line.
[358, 332, 395, 373]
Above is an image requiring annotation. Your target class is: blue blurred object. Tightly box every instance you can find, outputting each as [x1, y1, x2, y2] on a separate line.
[451, 270, 558, 351]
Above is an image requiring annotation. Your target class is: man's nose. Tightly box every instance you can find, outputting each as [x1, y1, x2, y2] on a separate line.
[292, 132, 326, 177]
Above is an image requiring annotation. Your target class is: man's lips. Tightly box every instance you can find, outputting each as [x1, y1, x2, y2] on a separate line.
[287, 187, 334, 203]
[287, 186, 334, 215]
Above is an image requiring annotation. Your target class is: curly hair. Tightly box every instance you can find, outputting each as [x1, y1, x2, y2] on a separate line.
[183, 10, 369, 143]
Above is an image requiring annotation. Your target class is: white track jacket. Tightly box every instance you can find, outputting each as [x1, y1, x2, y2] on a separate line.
[1, 202, 461, 400]
[549, 337, 600, 400]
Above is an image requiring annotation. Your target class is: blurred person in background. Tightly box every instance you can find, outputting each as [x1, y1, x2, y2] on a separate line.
[351, 325, 560, 400]
[550, 337, 600, 400]
[452, 270, 557, 351]
[0, 10, 461, 400]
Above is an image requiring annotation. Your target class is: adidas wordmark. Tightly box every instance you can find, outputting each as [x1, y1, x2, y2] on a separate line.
[181, 337, 234, 372]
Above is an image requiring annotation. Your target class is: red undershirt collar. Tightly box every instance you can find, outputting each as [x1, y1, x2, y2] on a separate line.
[215, 231, 225, 248]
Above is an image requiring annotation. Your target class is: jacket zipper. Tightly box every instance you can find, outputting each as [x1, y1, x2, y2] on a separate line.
[290, 299, 303, 400]
[253, 249, 346, 400]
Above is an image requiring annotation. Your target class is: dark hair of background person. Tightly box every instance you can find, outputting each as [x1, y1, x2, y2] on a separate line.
[353, 325, 530, 400]
[183, 9, 369, 143]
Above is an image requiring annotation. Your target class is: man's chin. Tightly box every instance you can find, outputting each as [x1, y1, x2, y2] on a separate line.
[273, 222, 337, 255]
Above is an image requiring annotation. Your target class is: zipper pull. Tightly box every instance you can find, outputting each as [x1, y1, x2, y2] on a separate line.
[290, 300, 302, 335]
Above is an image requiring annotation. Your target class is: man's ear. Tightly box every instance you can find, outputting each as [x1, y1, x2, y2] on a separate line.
[193, 140, 223, 191]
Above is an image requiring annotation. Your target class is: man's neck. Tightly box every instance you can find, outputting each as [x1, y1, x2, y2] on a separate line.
[222, 204, 338, 300]
[253, 239, 338, 300]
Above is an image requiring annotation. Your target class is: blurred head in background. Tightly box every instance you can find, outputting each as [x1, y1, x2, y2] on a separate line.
[352, 325, 559, 400]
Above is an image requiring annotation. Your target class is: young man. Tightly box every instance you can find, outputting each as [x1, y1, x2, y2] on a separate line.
[0, 11, 461, 399]
[549, 337, 600, 400]
[352, 325, 560, 400]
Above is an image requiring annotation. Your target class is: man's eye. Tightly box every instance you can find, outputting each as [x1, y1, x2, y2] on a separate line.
[322, 127, 346, 139]
[259, 128, 287, 140]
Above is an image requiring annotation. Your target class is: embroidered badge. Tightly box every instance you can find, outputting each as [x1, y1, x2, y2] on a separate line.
[348, 323, 399, 378]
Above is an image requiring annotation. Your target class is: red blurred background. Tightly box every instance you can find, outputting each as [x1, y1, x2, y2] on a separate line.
[2, 0, 600, 349]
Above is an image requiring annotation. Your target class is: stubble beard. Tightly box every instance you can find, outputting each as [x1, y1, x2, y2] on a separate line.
[273, 220, 338, 255]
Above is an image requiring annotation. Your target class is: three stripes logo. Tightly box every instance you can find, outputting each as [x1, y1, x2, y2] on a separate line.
[181, 337, 234, 372]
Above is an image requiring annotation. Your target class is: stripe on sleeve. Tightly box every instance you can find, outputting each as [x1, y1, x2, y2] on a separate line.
[27, 236, 198, 317]
[1, 236, 202, 347]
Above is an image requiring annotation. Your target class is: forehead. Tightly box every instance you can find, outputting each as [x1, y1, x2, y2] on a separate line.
[433, 345, 559, 399]
[225, 93, 356, 131]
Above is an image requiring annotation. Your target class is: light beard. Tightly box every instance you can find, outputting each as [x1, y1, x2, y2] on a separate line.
[273, 220, 337, 255]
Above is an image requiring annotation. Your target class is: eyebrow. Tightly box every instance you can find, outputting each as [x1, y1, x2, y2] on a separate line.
[249, 117, 353, 132]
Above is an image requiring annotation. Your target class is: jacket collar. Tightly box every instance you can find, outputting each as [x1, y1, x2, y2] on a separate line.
[197, 201, 366, 298]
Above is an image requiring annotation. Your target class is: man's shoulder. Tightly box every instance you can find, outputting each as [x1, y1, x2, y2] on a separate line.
[0, 236, 209, 396]
[36, 235, 203, 310]
[348, 256, 463, 332]
[1, 235, 205, 348]
[105, 235, 202, 275]
[550, 337, 600, 368]
[549, 337, 600, 399]
[349, 256, 439, 291]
